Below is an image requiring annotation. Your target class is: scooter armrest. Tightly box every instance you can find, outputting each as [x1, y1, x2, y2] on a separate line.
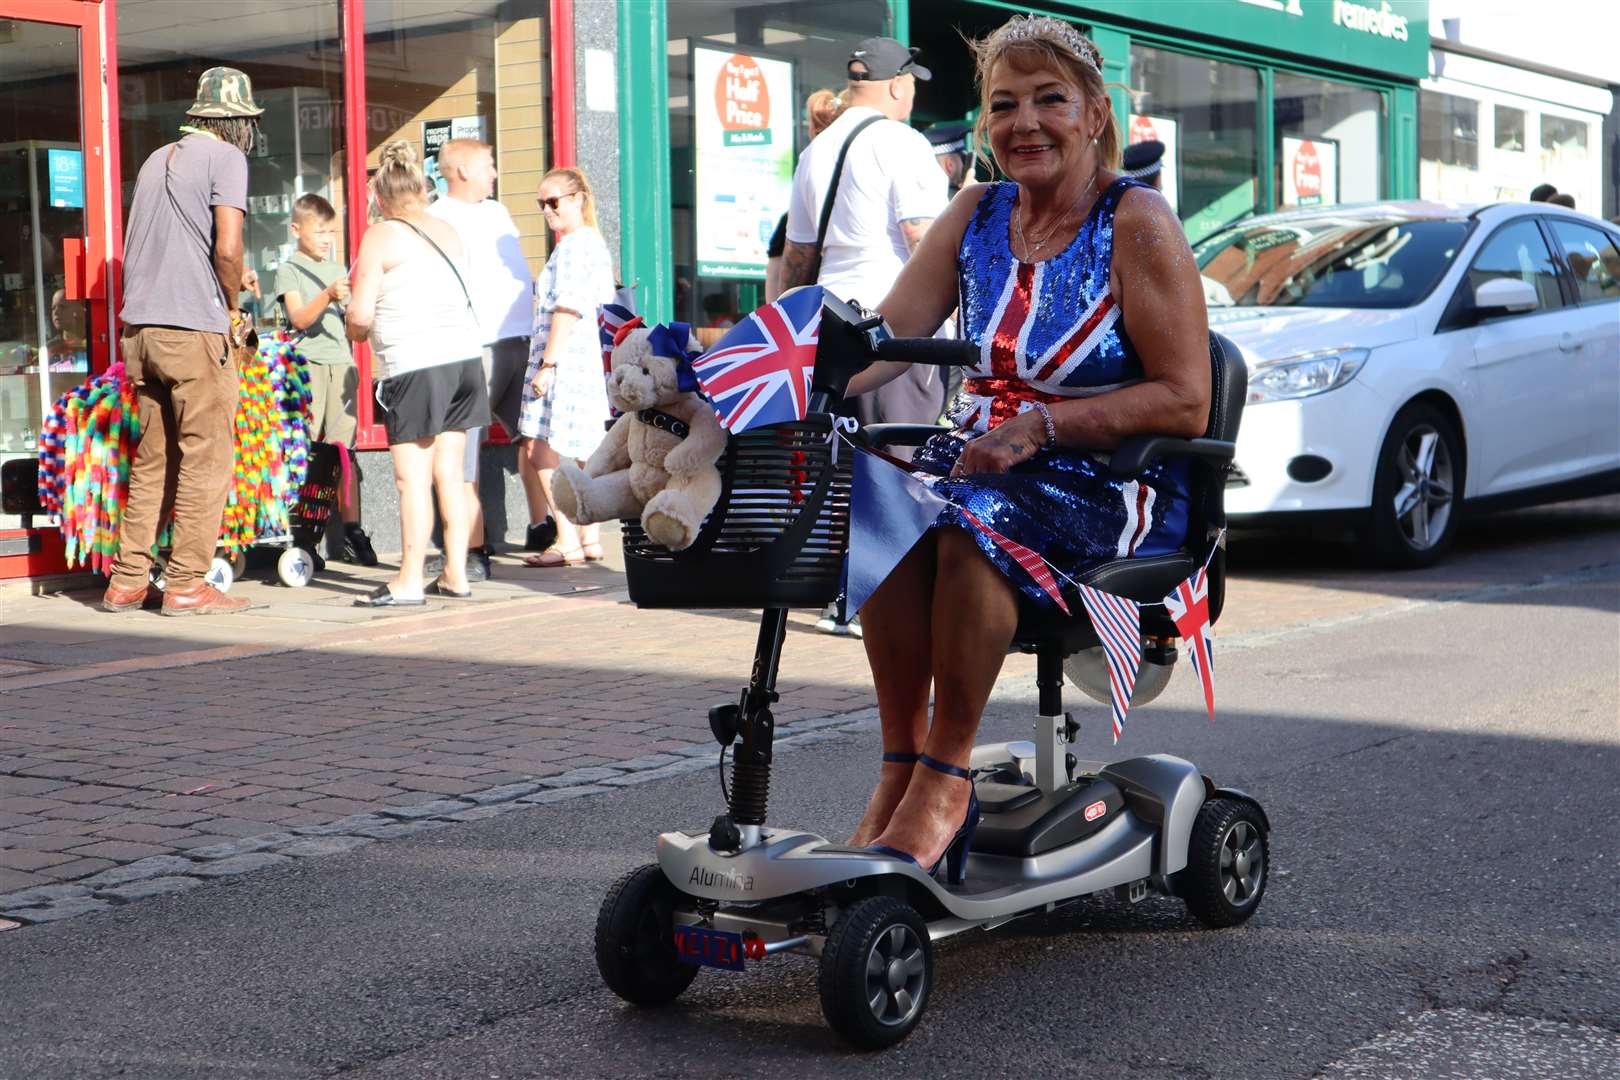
[1107, 436, 1236, 478]
[858, 423, 947, 448]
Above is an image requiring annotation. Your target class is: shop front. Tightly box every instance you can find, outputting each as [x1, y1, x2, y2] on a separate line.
[1420, 41, 1613, 213]
[618, 0, 1429, 326]
[1, 0, 578, 579]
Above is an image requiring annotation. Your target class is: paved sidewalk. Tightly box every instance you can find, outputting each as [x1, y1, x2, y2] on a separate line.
[3, 497, 1615, 920]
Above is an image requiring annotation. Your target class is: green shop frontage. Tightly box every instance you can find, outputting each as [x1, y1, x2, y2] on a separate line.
[616, 0, 1428, 325]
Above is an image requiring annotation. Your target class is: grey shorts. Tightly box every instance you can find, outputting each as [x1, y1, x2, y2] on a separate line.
[462, 336, 531, 481]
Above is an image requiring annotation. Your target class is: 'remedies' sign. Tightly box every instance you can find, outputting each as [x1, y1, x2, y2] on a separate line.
[1331, 0, 1411, 42]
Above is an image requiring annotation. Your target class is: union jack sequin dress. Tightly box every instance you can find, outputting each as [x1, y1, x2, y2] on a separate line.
[913, 177, 1190, 606]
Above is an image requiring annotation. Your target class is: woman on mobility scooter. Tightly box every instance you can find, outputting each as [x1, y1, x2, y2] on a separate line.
[843, 14, 1211, 876]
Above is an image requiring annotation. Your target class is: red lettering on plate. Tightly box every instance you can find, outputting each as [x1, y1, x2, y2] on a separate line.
[1084, 799, 1107, 822]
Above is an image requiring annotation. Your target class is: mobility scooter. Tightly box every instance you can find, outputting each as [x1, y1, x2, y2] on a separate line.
[595, 296, 1269, 1048]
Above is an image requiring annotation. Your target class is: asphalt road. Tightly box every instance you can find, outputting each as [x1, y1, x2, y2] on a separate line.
[2, 507, 1618, 1080]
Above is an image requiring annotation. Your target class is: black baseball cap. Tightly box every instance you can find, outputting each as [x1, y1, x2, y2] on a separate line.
[848, 37, 931, 81]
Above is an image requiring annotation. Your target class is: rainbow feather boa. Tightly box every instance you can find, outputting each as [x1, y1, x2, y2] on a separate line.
[38, 334, 314, 569]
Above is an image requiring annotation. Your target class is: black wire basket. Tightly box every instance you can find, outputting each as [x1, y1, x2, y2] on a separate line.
[621, 414, 852, 610]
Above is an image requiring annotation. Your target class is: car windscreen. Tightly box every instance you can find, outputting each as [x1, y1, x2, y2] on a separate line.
[1195, 217, 1471, 309]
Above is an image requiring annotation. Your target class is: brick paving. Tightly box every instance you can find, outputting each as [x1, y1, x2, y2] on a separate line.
[0, 581, 876, 899]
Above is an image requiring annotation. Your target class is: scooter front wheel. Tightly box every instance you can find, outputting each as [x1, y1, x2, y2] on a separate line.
[818, 896, 933, 1049]
[595, 863, 699, 1007]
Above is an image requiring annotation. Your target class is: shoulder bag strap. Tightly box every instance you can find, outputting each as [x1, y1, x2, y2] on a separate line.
[279, 260, 338, 335]
[811, 115, 883, 279]
[395, 218, 475, 313]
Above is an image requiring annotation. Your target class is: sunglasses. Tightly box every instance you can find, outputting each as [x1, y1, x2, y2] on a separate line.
[538, 192, 579, 211]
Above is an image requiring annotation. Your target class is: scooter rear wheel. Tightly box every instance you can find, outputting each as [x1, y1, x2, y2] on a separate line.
[818, 896, 933, 1049]
[1177, 797, 1269, 928]
[595, 863, 699, 1006]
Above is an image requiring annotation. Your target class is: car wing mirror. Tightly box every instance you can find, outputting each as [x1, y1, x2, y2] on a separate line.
[1472, 277, 1540, 315]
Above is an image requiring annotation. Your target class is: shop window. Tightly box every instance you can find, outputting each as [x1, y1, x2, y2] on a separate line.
[1419, 91, 1478, 169]
[116, 0, 347, 334]
[1540, 113, 1589, 157]
[1274, 72, 1383, 208]
[364, 2, 552, 277]
[0, 19, 88, 523]
[1129, 45, 1261, 244]
[1494, 105, 1526, 153]
[666, 0, 888, 328]
[1547, 220, 1620, 306]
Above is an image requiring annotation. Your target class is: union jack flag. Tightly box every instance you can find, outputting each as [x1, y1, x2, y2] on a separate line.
[597, 295, 638, 379]
[690, 285, 823, 432]
[1077, 582, 1142, 742]
[950, 261, 1128, 434]
[1163, 563, 1215, 723]
[958, 507, 1070, 614]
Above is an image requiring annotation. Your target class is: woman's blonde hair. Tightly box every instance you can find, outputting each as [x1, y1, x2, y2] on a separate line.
[969, 15, 1121, 176]
[372, 139, 429, 214]
[540, 166, 598, 228]
[805, 88, 844, 140]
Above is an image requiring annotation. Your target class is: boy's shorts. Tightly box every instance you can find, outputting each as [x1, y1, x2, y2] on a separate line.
[308, 361, 359, 446]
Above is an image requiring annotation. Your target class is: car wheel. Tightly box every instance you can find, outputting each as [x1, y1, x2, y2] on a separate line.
[1366, 402, 1464, 569]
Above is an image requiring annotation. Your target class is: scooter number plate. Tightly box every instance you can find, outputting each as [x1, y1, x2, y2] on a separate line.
[672, 924, 746, 971]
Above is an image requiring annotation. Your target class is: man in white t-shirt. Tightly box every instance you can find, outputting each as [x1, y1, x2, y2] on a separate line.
[426, 138, 535, 579]
[782, 38, 949, 431]
[781, 37, 949, 633]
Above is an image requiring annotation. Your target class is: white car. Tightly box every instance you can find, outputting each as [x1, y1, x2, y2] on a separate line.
[1197, 201, 1620, 567]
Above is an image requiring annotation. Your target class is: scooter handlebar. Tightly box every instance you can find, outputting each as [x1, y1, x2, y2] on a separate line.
[874, 337, 979, 367]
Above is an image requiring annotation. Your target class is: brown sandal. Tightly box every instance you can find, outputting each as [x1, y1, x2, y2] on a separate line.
[524, 546, 585, 568]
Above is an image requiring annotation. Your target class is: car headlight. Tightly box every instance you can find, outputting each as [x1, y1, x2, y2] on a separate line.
[1246, 348, 1368, 403]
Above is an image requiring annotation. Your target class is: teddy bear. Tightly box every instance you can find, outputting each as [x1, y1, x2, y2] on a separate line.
[552, 323, 727, 551]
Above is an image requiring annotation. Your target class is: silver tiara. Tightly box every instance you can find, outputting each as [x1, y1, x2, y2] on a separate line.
[994, 15, 1100, 75]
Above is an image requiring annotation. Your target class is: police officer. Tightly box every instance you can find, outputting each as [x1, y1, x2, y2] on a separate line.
[925, 120, 974, 197]
[1121, 139, 1165, 192]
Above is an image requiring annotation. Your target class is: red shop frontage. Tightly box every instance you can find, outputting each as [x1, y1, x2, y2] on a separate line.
[0, 0, 580, 579]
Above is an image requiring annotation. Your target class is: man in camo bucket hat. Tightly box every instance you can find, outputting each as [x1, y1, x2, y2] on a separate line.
[187, 66, 266, 118]
[102, 66, 264, 617]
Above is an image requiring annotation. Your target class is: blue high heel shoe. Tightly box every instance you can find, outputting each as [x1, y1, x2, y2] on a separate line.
[867, 754, 982, 886]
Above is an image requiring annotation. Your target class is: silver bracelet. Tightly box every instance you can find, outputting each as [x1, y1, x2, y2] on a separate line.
[1031, 401, 1058, 450]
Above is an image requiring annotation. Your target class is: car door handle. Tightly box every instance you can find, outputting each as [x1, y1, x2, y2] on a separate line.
[1558, 331, 1579, 352]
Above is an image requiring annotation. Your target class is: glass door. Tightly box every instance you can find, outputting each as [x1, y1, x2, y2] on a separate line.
[0, 2, 108, 540]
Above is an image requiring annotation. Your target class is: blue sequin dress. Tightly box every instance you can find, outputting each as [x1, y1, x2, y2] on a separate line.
[913, 177, 1191, 606]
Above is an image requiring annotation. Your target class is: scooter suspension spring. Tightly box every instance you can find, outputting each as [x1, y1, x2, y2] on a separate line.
[729, 757, 771, 825]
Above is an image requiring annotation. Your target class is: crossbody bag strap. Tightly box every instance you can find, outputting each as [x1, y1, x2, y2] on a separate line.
[811, 114, 883, 280]
[279, 260, 339, 335]
[395, 218, 474, 313]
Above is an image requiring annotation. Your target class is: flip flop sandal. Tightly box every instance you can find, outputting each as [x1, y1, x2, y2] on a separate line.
[583, 544, 606, 562]
[427, 579, 473, 599]
[524, 546, 585, 568]
[354, 584, 426, 608]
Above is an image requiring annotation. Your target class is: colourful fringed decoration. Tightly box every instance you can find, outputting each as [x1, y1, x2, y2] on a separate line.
[219, 333, 313, 555]
[38, 362, 140, 573]
[39, 339, 313, 568]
